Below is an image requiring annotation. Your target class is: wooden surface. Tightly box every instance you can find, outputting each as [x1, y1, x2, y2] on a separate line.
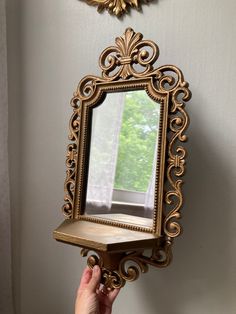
[53, 218, 159, 252]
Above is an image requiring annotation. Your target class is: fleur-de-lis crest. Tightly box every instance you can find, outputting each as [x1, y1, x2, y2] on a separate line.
[99, 28, 159, 80]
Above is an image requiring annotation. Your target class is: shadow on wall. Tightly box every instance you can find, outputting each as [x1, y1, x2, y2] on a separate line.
[134, 90, 231, 313]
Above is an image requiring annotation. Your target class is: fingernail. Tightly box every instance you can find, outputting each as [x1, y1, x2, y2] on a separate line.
[93, 265, 99, 273]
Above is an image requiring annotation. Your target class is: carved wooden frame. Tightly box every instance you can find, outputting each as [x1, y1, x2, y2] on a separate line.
[55, 28, 191, 288]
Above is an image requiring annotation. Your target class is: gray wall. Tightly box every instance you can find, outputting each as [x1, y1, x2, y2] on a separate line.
[7, 0, 236, 313]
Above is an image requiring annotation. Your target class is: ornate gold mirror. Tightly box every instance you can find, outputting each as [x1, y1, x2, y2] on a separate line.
[54, 28, 191, 288]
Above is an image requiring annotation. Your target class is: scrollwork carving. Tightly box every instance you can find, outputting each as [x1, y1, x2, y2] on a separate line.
[80, 239, 173, 289]
[59, 29, 191, 282]
[81, 249, 126, 288]
[119, 251, 149, 282]
[163, 83, 191, 238]
[100, 28, 159, 80]
[63, 27, 191, 232]
[73, 28, 160, 100]
[62, 168, 75, 218]
[62, 97, 81, 217]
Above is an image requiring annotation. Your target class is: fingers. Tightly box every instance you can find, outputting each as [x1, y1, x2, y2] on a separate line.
[98, 285, 120, 305]
[78, 267, 93, 291]
[87, 265, 101, 292]
[78, 265, 120, 304]
[108, 288, 120, 304]
[77, 267, 93, 298]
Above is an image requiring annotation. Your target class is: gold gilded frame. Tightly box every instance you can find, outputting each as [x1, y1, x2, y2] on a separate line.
[84, 0, 145, 17]
[70, 78, 166, 235]
[54, 28, 191, 288]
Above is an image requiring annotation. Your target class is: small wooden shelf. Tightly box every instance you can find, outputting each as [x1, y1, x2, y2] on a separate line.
[53, 218, 159, 253]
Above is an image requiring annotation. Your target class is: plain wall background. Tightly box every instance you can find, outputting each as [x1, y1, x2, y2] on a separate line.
[6, 0, 236, 313]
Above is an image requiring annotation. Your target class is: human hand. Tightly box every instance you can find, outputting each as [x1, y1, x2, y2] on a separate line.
[75, 266, 120, 314]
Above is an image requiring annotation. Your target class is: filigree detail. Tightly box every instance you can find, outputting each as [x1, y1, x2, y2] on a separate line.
[102, 269, 125, 288]
[75, 31, 188, 102]
[60, 29, 191, 279]
[163, 84, 191, 238]
[77, 75, 102, 100]
[156, 66, 184, 93]
[150, 237, 173, 267]
[100, 28, 159, 80]
[62, 28, 191, 233]
[75, 28, 160, 100]
[119, 251, 149, 281]
[80, 239, 172, 289]
[66, 144, 77, 168]
[75, 28, 159, 100]
[81, 249, 126, 288]
[75, 30, 188, 102]
[62, 97, 81, 218]
[84, 0, 144, 17]
[62, 168, 75, 218]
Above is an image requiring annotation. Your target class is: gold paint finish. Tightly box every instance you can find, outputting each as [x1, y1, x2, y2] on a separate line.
[54, 219, 158, 252]
[54, 28, 191, 289]
[84, 0, 142, 17]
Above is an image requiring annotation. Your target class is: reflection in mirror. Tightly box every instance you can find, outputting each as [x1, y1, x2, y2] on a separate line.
[85, 90, 160, 228]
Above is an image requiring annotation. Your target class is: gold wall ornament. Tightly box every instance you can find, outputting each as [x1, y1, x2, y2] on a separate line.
[84, 0, 144, 17]
[54, 28, 191, 289]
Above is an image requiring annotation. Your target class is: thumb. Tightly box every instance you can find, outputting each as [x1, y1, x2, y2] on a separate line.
[87, 265, 101, 292]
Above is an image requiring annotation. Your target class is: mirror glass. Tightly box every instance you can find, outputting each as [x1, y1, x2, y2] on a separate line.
[85, 90, 160, 228]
